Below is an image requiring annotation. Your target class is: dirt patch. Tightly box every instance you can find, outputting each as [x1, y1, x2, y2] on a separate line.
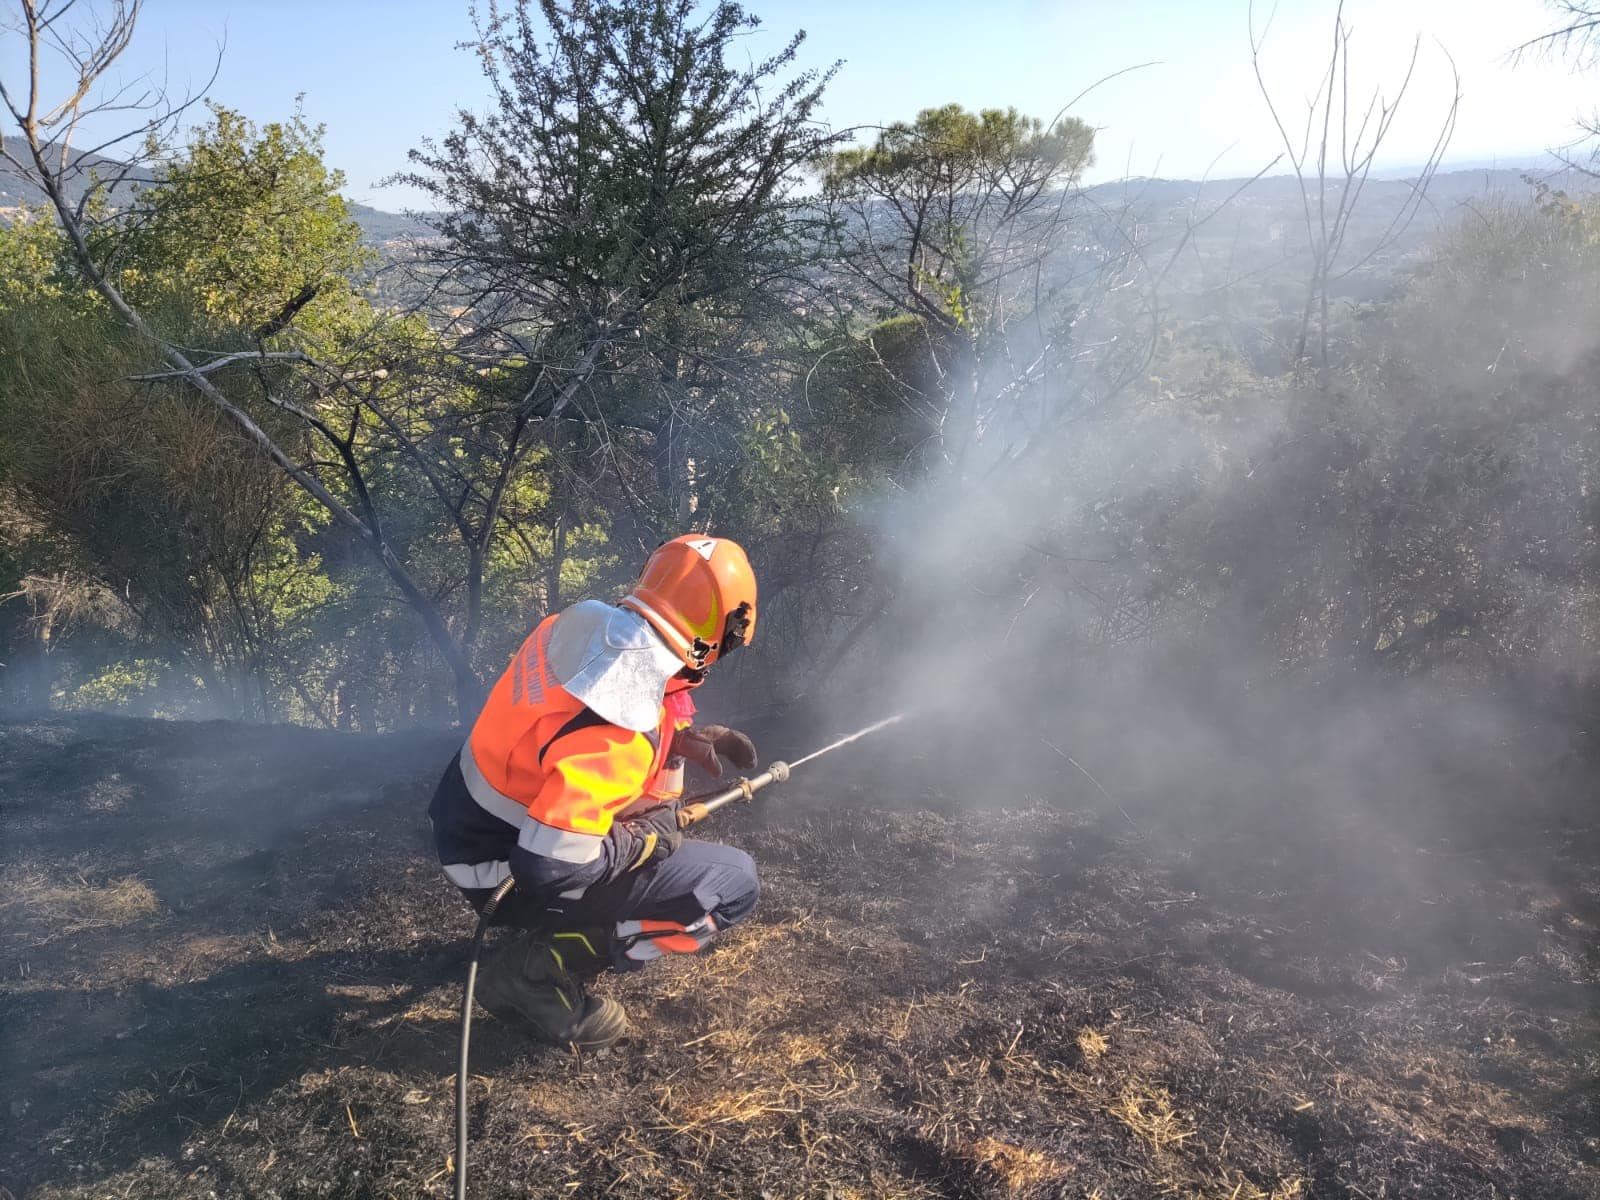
[1, 712, 1597, 1199]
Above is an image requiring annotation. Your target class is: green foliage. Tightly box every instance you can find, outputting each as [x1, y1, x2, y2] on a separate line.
[816, 100, 1118, 492]
[822, 103, 1095, 332]
[0, 292, 294, 707]
[0, 209, 70, 307]
[0, 105, 370, 721]
[2, 84, 643, 724]
[404, 0, 835, 329]
[107, 104, 372, 342]
[824, 103, 1094, 200]
[397, 0, 845, 543]
[6, 1, 1594, 729]
[64, 659, 163, 712]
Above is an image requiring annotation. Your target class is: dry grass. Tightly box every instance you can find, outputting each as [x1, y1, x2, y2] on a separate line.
[6, 716, 1598, 1200]
[1204, 1177, 1307, 1200]
[1076, 1026, 1109, 1061]
[965, 1135, 1062, 1193]
[1112, 1085, 1195, 1152]
[0, 867, 159, 942]
[107, 1089, 157, 1117]
[646, 1023, 861, 1148]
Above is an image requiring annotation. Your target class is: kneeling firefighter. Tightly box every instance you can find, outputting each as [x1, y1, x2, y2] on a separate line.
[428, 535, 762, 1049]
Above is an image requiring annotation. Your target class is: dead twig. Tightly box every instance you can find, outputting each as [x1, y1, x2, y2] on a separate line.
[1040, 738, 1144, 839]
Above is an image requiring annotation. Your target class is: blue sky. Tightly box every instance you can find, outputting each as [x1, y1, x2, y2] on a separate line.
[5, 1, 1594, 209]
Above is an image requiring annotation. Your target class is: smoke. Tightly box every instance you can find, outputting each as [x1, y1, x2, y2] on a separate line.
[773, 177, 1598, 914]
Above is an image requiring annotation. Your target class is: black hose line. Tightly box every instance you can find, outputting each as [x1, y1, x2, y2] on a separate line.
[456, 875, 515, 1200]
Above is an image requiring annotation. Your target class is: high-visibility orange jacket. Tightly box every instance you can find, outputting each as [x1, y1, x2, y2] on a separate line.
[432, 614, 695, 899]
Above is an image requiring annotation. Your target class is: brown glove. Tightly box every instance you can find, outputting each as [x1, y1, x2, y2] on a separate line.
[672, 724, 758, 778]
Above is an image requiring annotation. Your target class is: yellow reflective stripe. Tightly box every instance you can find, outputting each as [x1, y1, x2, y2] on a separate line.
[552, 931, 598, 957]
[629, 831, 657, 871]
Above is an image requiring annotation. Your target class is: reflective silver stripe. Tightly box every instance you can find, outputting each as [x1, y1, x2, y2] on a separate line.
[517, 816, 604, 864]
[617, 915, 716, 961]
[615, 915, 715, 936]
[650, 763, 685, 800]
[558, 886, 588, 900]
[616, 919, 663, 962]
[442, 860, 511, 889]
[458, 737, 530, 827]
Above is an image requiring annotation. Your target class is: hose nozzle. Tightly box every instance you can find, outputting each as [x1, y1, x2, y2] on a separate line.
[674, 712, 907, 829]
[678, 760, 790, 827]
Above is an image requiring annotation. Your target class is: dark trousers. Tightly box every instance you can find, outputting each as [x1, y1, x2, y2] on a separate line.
[457, 839, 760, 970]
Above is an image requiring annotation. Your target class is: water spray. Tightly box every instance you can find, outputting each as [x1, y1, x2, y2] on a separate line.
[675, 711, 910, 827]
[454, 710, 910, 1200]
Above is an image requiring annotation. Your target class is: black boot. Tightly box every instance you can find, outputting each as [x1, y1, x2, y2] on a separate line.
[477, 931, 627, 1049]
[547, 925, 614, 975]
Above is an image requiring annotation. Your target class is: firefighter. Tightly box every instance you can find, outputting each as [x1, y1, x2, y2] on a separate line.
[428, 536, 762, 1049]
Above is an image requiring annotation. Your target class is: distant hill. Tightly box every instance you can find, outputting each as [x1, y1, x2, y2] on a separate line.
[4, 132, 1572, 248]
[1076, 166, 1578, 302]
[0, 135, 152, 215]
[1084, 165, 1566, 211]
[350, 166, 1577, 259]
[2, 138, 433, 243]
[4, 142, 1585, 325]
[345, 202, 434, 247]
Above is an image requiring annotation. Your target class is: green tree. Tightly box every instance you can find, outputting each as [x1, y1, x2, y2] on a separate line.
[398, 0, 841, 547]
[107, 103, 371, 342]
[2, 1, 488, 713]
[0, 104, 371, 719]
[799, 102, 1166, 704]
[2, 0, 842, 721]
[0, 261, 305, 718]
[821, 104, 1099, 471]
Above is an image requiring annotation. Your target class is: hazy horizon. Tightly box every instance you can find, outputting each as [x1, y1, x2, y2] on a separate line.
[2, 0, 1591, 210]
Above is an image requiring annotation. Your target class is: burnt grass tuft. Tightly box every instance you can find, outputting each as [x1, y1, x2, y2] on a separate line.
[2, 712, 1597, 1199]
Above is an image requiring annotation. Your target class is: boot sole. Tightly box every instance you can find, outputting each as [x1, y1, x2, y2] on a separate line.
[481, 998, 629, 1050]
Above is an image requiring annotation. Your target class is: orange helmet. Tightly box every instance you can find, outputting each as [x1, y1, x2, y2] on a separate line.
[620, 535, 757, 671]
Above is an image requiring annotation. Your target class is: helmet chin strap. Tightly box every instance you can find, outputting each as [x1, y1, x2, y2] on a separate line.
[721, 601, 753, 655]
[683, 603, 752, 677]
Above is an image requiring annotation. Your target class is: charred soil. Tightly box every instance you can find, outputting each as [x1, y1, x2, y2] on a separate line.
[1, 712, 1597, 1199]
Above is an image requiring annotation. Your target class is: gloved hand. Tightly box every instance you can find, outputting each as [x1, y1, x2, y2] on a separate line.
[672, 725, 759, 778]
[622, 803, 682, 871]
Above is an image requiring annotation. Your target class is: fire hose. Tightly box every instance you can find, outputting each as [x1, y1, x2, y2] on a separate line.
[453, 712, 907, 1200]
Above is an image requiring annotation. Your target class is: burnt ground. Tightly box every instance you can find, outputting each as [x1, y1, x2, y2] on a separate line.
[1, 711, 1597, 1199]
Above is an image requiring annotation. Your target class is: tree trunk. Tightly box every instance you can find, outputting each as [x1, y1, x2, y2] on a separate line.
[24, 150, 486, 721]
[5, 626, 54, 711]
[547, 506, 570, 611]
